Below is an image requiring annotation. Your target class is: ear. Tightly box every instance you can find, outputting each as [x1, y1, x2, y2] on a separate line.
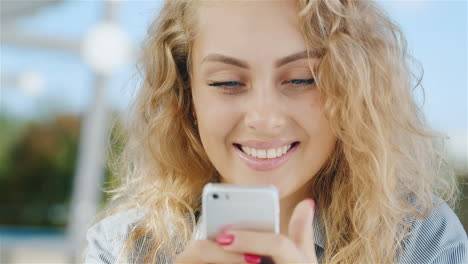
[191, 105, 197, 121]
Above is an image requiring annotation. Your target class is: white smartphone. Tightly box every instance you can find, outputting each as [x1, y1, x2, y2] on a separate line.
[201, 183, 280, 241]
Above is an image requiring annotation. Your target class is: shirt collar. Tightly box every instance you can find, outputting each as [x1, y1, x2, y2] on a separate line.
[313, 205, 326, 250]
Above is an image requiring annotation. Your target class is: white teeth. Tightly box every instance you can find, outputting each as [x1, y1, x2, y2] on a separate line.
[266, 149, 276, 158]
[239, 143, 294, 159]
[276, 147, 282, 157]
[241, 146, 250, 155]
[257, 149, 267, 158]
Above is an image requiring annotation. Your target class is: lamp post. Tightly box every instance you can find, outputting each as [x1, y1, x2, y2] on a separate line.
[66, 1, 132, 262]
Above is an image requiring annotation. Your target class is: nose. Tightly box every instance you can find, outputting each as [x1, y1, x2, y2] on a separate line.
[243, 86, 287, 133]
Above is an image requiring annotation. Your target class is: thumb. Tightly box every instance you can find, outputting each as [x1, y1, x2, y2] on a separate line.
[288, 198, 316, 259]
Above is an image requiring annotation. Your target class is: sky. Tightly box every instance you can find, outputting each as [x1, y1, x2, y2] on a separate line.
[1, 0, 467, 166]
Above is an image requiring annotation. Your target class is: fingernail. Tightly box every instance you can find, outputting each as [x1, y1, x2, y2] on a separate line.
[244, 254, 262, 264]
[216, 233, 234, 246]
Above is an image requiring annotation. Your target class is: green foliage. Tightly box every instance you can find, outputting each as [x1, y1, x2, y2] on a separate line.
[0, 115, 81, 228]
[0, 116, 26, 178]
[0, 114, 122, 228]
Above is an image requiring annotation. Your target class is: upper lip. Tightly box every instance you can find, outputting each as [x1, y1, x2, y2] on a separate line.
[234, 139, 299, 149]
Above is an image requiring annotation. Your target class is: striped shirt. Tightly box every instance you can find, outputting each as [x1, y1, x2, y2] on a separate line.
[85, 195, 468, 263]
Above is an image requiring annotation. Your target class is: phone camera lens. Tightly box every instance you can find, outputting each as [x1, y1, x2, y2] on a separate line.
[212, 193, 219, 199]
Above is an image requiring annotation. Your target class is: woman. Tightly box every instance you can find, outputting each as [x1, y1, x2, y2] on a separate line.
[86, 0, 467, 263]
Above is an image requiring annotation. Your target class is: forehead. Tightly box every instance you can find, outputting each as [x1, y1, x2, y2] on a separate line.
[193, 0, 307, 65]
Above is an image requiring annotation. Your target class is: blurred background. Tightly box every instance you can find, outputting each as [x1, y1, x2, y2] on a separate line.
[0, 0, 466, 263]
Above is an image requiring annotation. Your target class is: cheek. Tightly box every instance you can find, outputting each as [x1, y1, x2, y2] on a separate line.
[300, 91, 326, 130]
[195, 93, 238, 152]
[306, 109, 331, 136]
[199, 96, 237, 131]
[303, 92, 336, 149]
[194, 84, 235, 118]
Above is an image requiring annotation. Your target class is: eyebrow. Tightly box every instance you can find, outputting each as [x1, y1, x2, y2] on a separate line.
[201, 50, 320, 69]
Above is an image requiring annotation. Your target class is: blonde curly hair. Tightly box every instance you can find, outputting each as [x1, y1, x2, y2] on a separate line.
[101, 0, 460, 263]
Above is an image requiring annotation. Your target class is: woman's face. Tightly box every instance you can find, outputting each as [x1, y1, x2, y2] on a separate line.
[191, 0, 336, 198]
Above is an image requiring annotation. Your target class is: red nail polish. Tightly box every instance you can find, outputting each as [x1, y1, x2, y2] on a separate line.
[216, 233, 234, 246]
[244, 254, 262, 264]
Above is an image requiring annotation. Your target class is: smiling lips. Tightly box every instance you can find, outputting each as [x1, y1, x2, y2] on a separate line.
[233, 141, 300, 171]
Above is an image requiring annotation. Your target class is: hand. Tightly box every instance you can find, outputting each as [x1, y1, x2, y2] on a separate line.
[174, 238, 244, 264]
[175, 198, 317, 264]
[217, 199, 318, 264]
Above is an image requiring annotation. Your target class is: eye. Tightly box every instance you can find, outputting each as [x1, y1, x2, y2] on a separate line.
[207, 78, 315, 93]
[283, 79, 315, 89]
[208, 81, 245, 94]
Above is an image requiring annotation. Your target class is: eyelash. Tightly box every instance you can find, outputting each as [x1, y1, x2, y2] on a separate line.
[208, 79, 315, 93]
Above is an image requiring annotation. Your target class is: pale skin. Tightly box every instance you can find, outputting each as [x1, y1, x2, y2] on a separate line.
[176, 0, 336, 263]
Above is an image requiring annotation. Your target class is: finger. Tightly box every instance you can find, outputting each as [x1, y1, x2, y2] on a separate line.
[175, 239, 244, 264]
[219, 230, 302, 262]
[288, 198, 316, 259]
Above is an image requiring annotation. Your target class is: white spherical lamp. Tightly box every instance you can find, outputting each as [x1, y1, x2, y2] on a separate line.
[81, 22, 132, 75]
